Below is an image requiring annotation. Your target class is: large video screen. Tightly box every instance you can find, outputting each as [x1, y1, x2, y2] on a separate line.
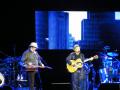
[35, 11, 120, 50]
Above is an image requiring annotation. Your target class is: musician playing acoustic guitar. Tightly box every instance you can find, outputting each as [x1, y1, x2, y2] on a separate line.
[21, 42, 45, 90]
[66, 44, 98, 90]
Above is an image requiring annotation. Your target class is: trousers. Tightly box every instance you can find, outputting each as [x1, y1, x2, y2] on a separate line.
[71, 70, 89, 90]
[27, 71, 42, 90]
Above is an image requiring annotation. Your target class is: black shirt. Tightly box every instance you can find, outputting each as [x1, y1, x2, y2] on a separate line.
[66, 52, 89, 74]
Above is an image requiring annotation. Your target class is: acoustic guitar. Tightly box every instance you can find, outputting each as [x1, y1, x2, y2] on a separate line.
[66, 55, 98, 73]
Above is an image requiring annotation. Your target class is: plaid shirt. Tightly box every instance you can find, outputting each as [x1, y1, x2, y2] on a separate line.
[21, 49, 43, 67]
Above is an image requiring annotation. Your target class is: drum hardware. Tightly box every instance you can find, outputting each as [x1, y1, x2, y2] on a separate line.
[99, 46, 120, 83]
[0, 73, 5, 87]
[99, 68, 108, 83]
[99, 62, 120, 83]
[107, 52, 119, 57]
[16, 70, 28, 87]
[0, 49, 22, 86]
[0, 56, 22, 87]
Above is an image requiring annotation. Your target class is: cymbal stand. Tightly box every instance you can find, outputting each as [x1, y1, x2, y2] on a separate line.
[7, 57, 17, 87]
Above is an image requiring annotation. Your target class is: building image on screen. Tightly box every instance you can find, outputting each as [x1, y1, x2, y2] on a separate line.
[35, 11, 120, 50]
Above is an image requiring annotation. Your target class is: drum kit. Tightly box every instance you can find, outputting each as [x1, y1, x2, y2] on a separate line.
[0, 55, 26, 87]
[99, 46, 120, 83]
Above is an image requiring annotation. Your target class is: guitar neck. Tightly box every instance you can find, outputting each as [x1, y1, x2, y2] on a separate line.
[35, 66, 52, 69]
[84, 57, 93, 63]
[34, 66, 43, 68]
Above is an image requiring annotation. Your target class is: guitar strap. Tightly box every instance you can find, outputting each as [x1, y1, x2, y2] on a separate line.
[80, 54, 85, 62]
[74, 53, 85, 62]
[75, 53, 86, 71]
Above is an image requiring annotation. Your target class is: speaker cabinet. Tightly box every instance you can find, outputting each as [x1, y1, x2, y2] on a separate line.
[99, 83, 120, 90]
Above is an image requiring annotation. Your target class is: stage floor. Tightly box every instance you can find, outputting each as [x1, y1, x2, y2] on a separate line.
[0, 83, 119, 90]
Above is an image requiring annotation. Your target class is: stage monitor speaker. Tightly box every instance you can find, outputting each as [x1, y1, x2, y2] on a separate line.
[51, 83, 71, 90]
[0, 86, 12, 90]
[99, 83, 120, 90]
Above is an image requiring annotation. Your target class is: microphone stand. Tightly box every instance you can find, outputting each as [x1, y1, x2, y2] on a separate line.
[11, 44, 17, 87]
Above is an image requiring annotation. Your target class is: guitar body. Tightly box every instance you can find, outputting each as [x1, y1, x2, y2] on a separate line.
[66, 59, 83, 73]
[21, 62, 53, 72]
[66, 55, 98, 73]
[26, 66, 52, 72]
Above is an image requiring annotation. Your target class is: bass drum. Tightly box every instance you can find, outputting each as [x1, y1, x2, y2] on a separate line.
[0, 72, 5, 87]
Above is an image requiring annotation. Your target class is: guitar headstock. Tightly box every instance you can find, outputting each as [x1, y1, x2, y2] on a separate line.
[93, 55, 98, 59]
[89, 55, 98, 61]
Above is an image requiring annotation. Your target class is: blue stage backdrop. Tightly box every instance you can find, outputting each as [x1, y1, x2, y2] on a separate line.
[35, 11, 120, 50]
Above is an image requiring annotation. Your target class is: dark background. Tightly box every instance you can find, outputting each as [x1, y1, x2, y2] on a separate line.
[0, 0, 120, 90]
[0, 0, 120, 56]
[0, 1, 34, 57]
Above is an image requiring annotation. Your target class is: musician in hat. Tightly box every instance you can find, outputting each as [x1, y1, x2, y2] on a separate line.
[21, 42, 45, 90]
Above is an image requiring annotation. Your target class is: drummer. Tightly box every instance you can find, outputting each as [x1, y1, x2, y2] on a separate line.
[99, 46, 111, 68]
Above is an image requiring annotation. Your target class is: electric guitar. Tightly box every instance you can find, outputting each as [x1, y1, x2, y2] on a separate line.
[26, 65, 53, 71]
[24, 62, 52, 71]
[66, 55, 98, 73]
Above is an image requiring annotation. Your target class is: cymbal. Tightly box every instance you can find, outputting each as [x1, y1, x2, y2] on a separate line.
[103, 46, 110, 50]
[3, 57, 14, 63]
[3, 56, 21, 63]
[107, 52, 119, 57]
